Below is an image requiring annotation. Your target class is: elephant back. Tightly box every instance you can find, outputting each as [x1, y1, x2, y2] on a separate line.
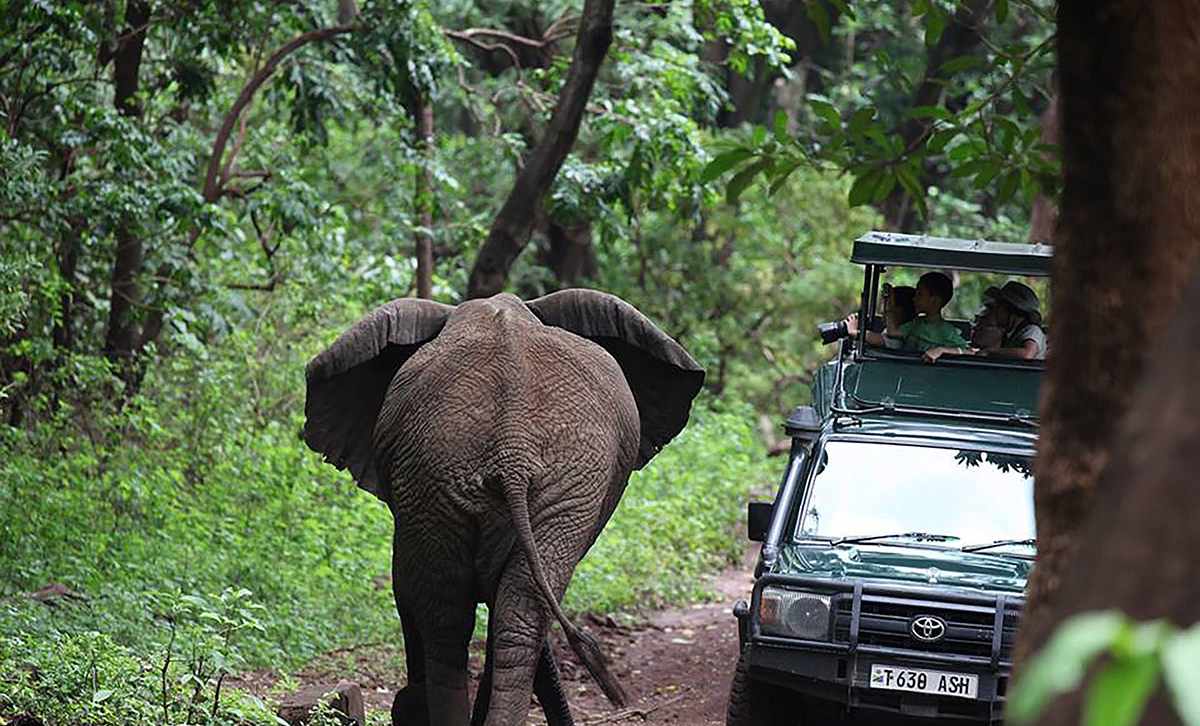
[525, 289, 705, 469]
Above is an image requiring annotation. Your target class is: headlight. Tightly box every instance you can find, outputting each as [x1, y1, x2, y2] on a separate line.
[759, 587, 832, 640]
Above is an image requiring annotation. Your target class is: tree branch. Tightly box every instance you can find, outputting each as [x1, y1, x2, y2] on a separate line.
[445, 32, 522, 69]
[202, 23, 354, 203]
[446, 23, 575, 50]
[443, 13, 577, 72]
[466, 0, 615, 299]
[137, 24, 352, 354]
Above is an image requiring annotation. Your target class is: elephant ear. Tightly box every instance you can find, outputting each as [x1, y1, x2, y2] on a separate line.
[303, 298, 454, 500]
[526, 289, 705, 469]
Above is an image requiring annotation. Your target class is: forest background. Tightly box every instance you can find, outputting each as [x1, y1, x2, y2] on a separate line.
[0, 1, 1057, 723]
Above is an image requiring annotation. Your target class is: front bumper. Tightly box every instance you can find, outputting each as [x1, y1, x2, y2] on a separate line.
[736, 574, 1023, 723]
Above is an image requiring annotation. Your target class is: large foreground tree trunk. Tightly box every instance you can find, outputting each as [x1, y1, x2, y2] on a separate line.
[1033, 270, 1200, 725]
[1017, 0, 1200, 676]
[465, 0, 614, 299]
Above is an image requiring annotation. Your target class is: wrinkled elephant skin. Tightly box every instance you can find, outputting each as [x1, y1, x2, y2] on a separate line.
[304, 290, 704, 726]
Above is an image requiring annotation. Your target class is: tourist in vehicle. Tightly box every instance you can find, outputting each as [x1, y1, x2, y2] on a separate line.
[984, 281, 1046, 359]
[883, 283, 917, 331]
[923, 282, 1045, 362]
[846, 271, 967, 352]
[922, 295, 1002, 362]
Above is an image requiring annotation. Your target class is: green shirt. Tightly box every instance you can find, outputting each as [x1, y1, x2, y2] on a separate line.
[895, 317, 969, 352]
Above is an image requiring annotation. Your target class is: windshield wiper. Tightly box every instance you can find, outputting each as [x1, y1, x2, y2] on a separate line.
[832, 532, 961, 546]
[962, 538, 1037, 553]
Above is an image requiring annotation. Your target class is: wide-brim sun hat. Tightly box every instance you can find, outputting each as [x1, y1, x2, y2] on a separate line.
[996, 281, 1042, 324]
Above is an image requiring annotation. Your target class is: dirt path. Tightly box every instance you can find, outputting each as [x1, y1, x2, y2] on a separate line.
[233, 547, 757, 725]
[537, 547, 756, 726]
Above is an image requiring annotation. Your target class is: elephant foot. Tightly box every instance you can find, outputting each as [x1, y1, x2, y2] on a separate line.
[391, 683, 429, 726]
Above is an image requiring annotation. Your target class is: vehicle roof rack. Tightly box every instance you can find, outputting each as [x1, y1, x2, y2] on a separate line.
[852, 231, 1052, 276]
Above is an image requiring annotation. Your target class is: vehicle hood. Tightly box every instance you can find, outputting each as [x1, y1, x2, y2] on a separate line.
[775, 542, 1030, 595]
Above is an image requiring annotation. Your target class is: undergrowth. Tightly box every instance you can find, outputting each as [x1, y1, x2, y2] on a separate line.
[0, 295, 766, 722]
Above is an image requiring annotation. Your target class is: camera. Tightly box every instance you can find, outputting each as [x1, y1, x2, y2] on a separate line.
[817, 319, 850, 345]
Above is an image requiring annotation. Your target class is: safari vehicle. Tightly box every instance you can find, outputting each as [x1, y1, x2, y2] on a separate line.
[727, 232, 1048, 725]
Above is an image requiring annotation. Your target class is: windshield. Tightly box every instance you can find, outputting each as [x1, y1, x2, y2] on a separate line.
[794, 440, 1036, 546]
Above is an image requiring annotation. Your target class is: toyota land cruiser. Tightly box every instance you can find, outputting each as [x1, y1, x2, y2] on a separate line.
[727, 232, 1048, 725]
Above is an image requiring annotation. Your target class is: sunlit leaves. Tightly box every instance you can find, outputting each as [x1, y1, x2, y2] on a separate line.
[695, 0, 795, 75]
[1009, 613, 1200, 726]
[1164, 627, 1200, 725]
[702, 149, 755, 183]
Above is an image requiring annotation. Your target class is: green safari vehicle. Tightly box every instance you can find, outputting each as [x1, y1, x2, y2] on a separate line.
[727, 232, 1049, 725]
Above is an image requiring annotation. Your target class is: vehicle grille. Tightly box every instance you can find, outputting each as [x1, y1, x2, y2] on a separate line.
[832, 593, 1020, 662]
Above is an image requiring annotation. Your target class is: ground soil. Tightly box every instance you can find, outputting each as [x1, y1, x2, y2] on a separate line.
[232, 547, 758, 725]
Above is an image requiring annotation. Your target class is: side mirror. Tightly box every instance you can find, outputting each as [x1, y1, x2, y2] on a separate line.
[747, 501, 773, 542]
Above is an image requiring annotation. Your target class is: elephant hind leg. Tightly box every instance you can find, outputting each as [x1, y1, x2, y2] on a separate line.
[392, 604, 429, 725]
[483, 522, 597, 726]
[494, 473, 626, 710]
[533, 640, 574, 726]
[392, 684, 428, 726]
[420, 601, 476, 726]
[471, 620, 574, 726]
[479, 571, 551, 726]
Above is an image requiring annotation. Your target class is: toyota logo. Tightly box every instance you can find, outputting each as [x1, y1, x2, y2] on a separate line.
[910, 615, 947, 642]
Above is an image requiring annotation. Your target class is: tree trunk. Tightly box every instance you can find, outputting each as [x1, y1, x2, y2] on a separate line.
[1033, 268, 1200, 725]
[52, 219, 82, 353]
[465, 0, 614, 299]
[102, 0, 150, 374]
[536, 218, 597, 285]
[1016, 0, 1200, 676]
[1027, 93, 1059, 244]
[411, 92, 435, 299]
[882, 0, 990, 231]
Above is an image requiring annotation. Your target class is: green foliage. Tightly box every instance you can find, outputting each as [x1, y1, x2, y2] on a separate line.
[1009, 611, 1200, 726]
[0, 629, 283, 725]
[704, 0, 1057, 232]
[565, 399, 768, 612]
[596, 162, 880, 415]
[351, 0, 461, 103]
[694, 0, 795, 74]
[0, 291, 397, 670]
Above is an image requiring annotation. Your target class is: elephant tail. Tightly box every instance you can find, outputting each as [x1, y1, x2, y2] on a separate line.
[500, 474, 629, 708]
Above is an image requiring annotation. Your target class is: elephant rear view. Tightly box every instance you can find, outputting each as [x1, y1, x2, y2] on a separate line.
[303, 290, 704, 726]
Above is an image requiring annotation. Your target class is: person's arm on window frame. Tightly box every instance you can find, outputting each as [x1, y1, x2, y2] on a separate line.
[982, 339, 1040, 360]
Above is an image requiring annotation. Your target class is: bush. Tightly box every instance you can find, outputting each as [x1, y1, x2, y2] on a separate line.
[0, 302, 399, 670]
[0, 620, 282, 725]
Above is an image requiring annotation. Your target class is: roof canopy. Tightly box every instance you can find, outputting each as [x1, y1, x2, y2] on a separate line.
[851, 231, 1052, 276]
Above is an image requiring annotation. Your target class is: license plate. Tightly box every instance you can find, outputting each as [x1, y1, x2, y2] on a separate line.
[869, 664, 979, 699]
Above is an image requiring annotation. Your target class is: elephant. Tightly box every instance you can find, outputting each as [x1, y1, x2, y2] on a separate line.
[302, 289, 705, 726]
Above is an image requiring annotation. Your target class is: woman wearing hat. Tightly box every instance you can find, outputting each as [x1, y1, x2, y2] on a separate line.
[922, 281, 1046, 362]
[983, 281, 1046, 360]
